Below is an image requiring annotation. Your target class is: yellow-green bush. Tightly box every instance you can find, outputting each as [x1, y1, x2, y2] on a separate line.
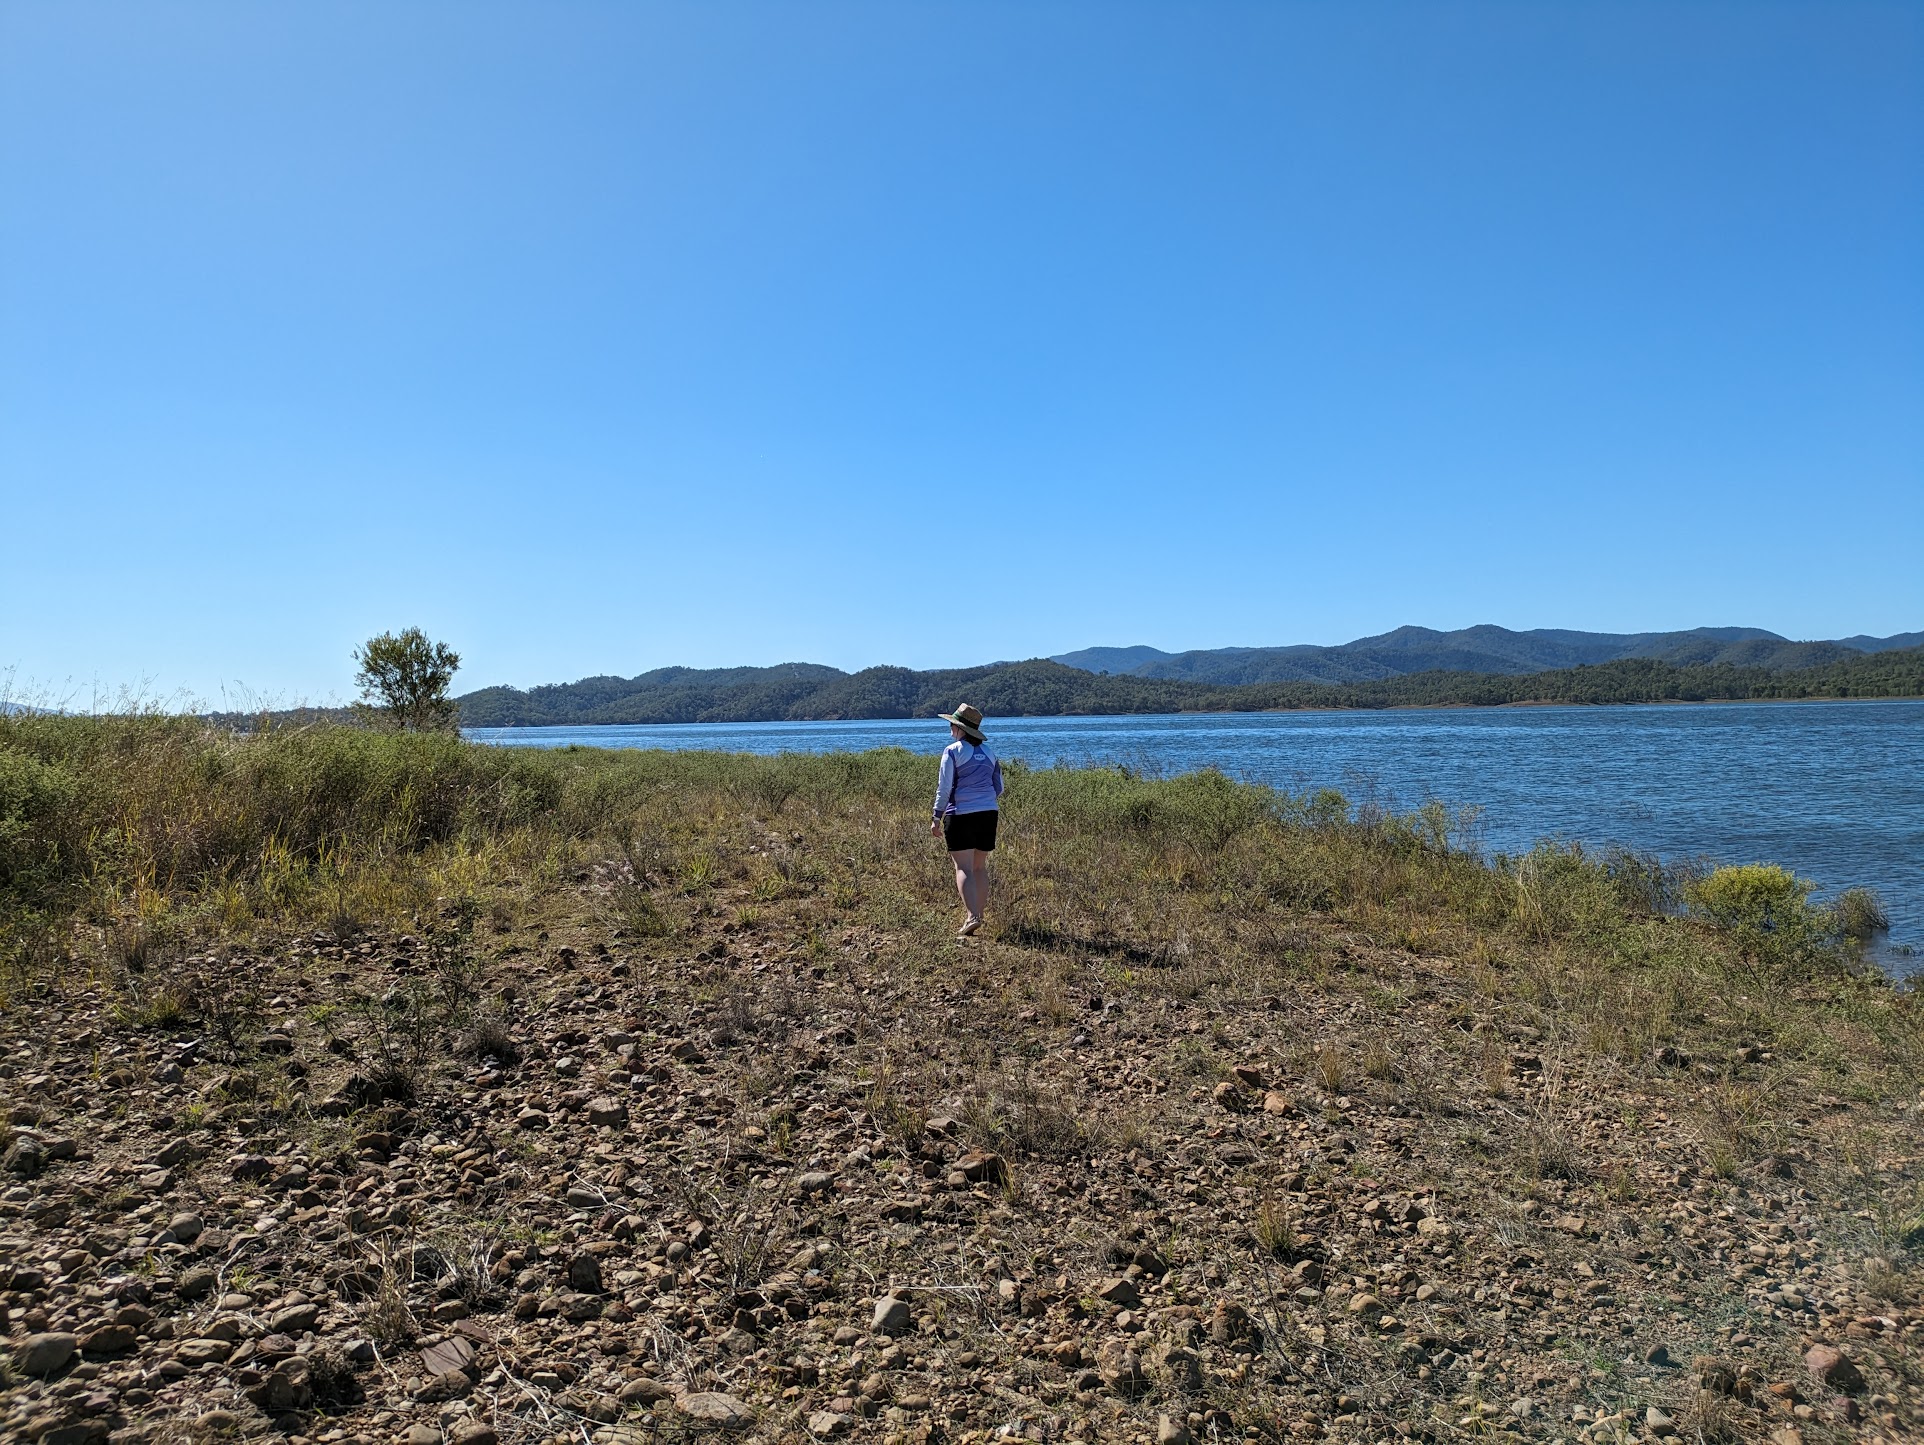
[1681, 862, 1852, 983]
[1686, 864, 1812, 931]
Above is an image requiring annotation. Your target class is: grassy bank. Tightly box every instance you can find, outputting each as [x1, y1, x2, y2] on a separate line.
[1, 717, 1920, 1443]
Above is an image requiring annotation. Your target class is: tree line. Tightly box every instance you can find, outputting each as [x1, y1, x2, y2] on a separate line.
[452, 648, 1924, 727]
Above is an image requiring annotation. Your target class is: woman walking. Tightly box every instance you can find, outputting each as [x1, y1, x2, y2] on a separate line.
[930, 703, 1004, 936]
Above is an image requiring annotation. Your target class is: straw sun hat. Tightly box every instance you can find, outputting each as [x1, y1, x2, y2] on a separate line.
[937, 702, 986, 743]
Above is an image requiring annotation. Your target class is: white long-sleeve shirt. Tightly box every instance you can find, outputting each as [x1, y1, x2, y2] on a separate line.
[933, 740, 1004, 818]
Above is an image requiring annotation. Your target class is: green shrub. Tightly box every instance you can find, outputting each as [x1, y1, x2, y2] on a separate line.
[1687, 864, 1812, 931]
[1684, 863, 1848, 982]
[1831, 887, 1890, 941]
[0, 746, 82, 895]
[1503, 843, 1621, 943]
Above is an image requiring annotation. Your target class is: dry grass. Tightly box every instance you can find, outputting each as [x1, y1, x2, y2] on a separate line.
[1252, 1195, 1297, 1258]
[1315, 1046, 1350, 1093]
[9, 718, 1910, 1142]
[357, 1243, 420, 1352]
[4, 719, 1921, 1440]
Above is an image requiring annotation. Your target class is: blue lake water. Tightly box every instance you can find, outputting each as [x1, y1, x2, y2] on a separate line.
[467, 700, 1924, 977]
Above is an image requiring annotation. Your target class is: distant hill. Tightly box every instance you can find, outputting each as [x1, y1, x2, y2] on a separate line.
[1050, 624, 1910, 684]
[455, 663, 845, 727]
[1049, 644, 1178, 675]
[453, 646, 1924, 727]
[1837, 631, 1924, 653]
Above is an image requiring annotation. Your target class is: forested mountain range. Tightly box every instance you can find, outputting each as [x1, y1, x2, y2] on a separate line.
[453, 645, 1924, 727]
[1050, 624, 1924, 685]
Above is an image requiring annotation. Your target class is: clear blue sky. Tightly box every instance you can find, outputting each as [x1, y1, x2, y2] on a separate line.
[2, 1, 1919, 705]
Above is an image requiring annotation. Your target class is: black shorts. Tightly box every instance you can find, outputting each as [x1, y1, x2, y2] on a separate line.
[943, 810, 999, 853]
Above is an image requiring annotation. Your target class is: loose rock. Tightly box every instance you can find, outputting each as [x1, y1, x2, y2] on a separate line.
[872, 1294, 912, 1335]
[675, 1391, 754, 1427]
[1804, 1343, 1866, 1393]
[14, 1332, 77, 1376]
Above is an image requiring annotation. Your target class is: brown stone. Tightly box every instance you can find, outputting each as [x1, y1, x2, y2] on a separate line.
[14, 1332, 77, 1376]
[1803, 1343, 1865, 1393]
[77, 1323, 136, 1354]
[956, 1148, 1007, 1184]
[568, 1253, 603, 1293]
[421, 1336, 476, 1378]
[585, 1096, 627, 1128]
[268, 1302, 320, 1335]
[1095, 1337, 1144, 1393]
[676, 1391, 753, 1427]
[175, 1338, 233, 1366]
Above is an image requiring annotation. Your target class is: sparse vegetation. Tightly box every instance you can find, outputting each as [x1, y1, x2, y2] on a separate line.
[0, 715, 1918, 1441]
[1252, 1195, 1297, 1258]
[1315, 1046, 1350, 1094]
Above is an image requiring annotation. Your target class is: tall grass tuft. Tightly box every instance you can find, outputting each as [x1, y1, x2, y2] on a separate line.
[1832, 887, 1890, 941]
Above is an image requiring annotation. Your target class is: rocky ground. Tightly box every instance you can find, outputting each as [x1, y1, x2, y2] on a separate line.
[2, 834, 1920, 1445]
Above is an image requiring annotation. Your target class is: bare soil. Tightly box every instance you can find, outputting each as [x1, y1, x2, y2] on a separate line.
[3, 828, 1920, 1445]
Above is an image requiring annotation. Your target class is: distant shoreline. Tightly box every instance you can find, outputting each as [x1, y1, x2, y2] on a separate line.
[202, 651, 1924, 732]
[1371, 693, 1922, 712]
[451, 648, 1924, 729]
[461, 691, 1924, 732]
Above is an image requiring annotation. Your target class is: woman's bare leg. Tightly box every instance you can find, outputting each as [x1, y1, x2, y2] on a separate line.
[951, 851, 975, 918]
[951, 849, 985, 929]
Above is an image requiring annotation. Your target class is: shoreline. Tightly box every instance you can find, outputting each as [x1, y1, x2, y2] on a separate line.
[451, 648, 1924, 730]
[458, 705, 1924, 978]
[462, 693, 1924, 730]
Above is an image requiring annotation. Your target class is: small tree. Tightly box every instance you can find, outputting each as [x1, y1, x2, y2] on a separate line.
[353, 628, 461, 732]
